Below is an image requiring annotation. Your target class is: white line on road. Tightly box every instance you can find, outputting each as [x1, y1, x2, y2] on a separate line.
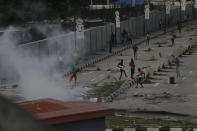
[153, 83, 160, 87]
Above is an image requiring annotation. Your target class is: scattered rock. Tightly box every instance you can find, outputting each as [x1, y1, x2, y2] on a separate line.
[96, 67, 101, 71]
[133, 93, 144, 97]
[144, 48, 152, 52]
[144, 94, 156, 100]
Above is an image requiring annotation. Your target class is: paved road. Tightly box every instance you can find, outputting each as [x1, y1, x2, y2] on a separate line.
[105, 48, 197, 122]
[104, 24, 197, 121]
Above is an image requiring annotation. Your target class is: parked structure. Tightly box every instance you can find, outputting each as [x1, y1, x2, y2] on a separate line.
[19, 99, 114, 131]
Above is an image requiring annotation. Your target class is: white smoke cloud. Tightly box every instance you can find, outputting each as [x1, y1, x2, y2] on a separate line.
[0, 26, 89, 102]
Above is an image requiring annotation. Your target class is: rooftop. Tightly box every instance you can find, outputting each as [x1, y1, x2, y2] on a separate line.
[19, 99, 114, 125]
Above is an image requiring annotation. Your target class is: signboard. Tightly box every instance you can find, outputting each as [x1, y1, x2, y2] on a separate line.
[181, 0, 186, 11]
[166, 1, 171, 14]
[76, 18, 84, 39]
[145, 5, 150, 20]
[115, 11, 120, 28]
[195, 0, 197, 8]
[132, 0, 135, 7]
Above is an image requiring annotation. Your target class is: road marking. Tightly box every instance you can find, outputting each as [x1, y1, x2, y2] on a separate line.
[182, 77, 186, 80]
[153, 83, 160, 87]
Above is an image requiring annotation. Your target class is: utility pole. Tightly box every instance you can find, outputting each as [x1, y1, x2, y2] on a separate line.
[179, 0, 182, 25]
[107, 0, 109, 5]
[164, 0, 166, 33]
[114, 3, 117, 45]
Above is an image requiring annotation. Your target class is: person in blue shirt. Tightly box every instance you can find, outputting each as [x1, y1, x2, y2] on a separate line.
[174, 57, 180, 78]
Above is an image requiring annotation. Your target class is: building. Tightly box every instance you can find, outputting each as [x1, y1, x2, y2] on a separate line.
[19, 98, 114, 131]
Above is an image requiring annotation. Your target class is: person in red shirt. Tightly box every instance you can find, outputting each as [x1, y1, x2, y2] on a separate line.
[129, 59, 135, 79]
[70, 64, 77, 84]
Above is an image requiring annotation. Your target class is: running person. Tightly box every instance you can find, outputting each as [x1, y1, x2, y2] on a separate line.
[118, 59, 127, 80]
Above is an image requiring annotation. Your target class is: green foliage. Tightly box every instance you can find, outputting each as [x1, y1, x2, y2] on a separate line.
[0, 0, 91, 26]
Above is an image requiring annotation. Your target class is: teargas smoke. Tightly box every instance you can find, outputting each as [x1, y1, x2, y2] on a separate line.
[0, 26, 88, 102]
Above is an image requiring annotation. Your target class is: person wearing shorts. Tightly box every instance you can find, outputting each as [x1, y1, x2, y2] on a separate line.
[136, 68, 145, 88]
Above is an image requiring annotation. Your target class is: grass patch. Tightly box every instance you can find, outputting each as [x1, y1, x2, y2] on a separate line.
[106, 116, 197, 128]
[89, 80, 125, 98]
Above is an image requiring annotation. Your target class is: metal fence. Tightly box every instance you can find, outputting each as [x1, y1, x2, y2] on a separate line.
[21, 5, 196, 58]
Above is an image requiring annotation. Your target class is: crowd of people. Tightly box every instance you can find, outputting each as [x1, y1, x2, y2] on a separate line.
[69, 20, 182, 88]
